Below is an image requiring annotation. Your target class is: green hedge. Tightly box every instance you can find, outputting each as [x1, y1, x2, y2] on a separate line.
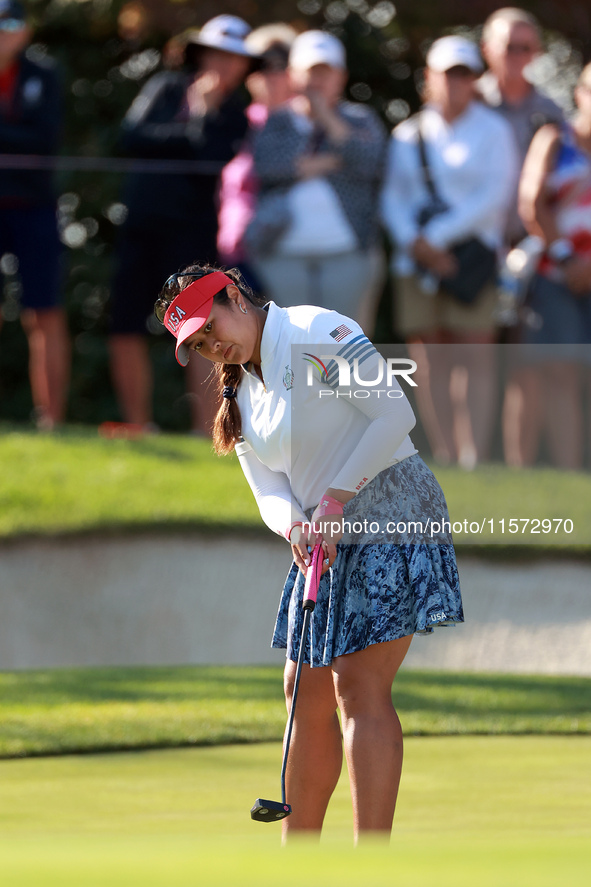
[0, 1, 587, 429]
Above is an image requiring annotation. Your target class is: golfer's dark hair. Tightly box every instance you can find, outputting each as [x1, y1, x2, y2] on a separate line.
[155, 263, 263, 456]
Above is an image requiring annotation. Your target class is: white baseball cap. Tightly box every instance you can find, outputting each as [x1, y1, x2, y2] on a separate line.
[426, 36, 483, 74]
[189, 14, 255, 58]
[289, 30, 346, 71]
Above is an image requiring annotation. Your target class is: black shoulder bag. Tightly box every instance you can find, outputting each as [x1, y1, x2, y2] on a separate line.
[416, 119, 498, 305]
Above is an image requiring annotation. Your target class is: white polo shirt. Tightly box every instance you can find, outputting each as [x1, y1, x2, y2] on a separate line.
[381, 101, 519, 275]
[234, 302, 417, 537]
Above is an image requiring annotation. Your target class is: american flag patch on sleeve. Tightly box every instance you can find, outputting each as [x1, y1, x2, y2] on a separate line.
[330, 324, 352, 342]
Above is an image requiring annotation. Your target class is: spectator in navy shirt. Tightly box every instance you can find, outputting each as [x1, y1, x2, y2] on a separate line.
[109, 15, 256, 435]
[0, 0, 69, 430]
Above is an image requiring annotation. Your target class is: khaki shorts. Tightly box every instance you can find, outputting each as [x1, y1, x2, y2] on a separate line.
[394, 275, 499, 338]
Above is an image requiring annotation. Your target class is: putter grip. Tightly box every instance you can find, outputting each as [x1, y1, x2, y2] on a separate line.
[303, 544, 323, 611]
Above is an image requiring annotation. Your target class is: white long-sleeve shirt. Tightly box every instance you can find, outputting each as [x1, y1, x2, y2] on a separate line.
[381, 102, 519, 275]
[235, 303, 417, 538]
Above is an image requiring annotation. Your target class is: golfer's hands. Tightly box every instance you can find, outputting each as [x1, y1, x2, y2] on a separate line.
[412, 236, 457, 278]
[289, 525, 335, 577]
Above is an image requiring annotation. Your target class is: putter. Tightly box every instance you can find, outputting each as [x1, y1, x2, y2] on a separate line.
[250, 543, 324, 823]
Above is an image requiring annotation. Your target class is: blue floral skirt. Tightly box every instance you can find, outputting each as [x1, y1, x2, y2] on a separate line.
[272, 454, 463, 668]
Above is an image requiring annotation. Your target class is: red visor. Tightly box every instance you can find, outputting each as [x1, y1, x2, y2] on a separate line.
[163, 271, 233, 366]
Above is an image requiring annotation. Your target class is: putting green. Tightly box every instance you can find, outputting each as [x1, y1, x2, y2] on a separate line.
[0, 737, 589, 886]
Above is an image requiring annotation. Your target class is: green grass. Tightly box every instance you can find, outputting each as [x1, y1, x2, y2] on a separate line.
[1, 666, 589, 758]
[0, 423, 256, 539]
[0, 423, 590, 550]
[0, 737, 589, 885]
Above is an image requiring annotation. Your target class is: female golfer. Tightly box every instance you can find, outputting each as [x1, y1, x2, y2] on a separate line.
[155, 264, 463, 841]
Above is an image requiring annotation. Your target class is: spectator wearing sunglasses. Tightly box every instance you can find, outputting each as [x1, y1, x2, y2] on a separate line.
[479, 7, 564, 247]
[479, 9, 567, 468]
[0, 0, 69, 430]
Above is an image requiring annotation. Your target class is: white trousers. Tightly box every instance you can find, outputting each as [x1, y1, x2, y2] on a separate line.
[253, 247, 385, 336]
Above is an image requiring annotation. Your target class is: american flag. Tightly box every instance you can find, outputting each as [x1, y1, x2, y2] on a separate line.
[330, 324, 352, 342]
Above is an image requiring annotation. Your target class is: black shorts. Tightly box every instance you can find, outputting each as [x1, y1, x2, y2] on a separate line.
[0, 205, 62, 310]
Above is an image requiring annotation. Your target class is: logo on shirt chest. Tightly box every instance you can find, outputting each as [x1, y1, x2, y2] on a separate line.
[282, 365, 294, 391]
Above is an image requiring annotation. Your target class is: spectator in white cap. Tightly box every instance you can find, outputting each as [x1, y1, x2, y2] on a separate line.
[189, 14, 252, 55]
[108, 14, 257, 437]
[247, 29, 387, 335]
[382, 35, 519, 468]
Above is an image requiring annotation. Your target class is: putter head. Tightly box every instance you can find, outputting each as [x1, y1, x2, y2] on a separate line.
[250, 798, 292, 822]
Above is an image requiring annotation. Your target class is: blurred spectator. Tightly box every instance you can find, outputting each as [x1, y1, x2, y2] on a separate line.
[217, 22, 296, 292]
[478, 8, 568, 467]
[515, 61, 591, 470]
[102, 1, 155, 81]
[0, 0, 69, 431]
[250, 30, 387, 334]
[117, 1, 151, 47]
[108, 15, 255, 435]
[479, 7, 564, 245]
[381, 36, 518, 468]
[162, 30, 189, 72]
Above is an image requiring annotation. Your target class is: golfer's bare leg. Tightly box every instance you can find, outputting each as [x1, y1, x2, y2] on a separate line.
[282, 661, 342, 838]
[332, 635, 412, 841]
